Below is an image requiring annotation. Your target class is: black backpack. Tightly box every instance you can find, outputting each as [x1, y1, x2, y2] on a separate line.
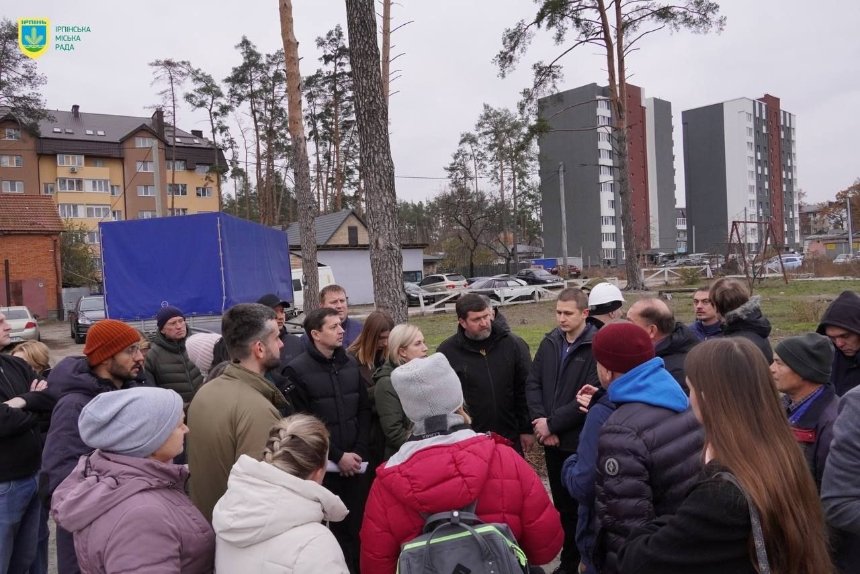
[397, 502, 529, 574]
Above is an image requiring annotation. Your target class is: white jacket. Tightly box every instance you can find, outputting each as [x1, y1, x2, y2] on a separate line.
[212, 455, 349, 573]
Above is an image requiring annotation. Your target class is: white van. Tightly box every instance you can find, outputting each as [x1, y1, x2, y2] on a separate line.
[291, 264, 336, 311]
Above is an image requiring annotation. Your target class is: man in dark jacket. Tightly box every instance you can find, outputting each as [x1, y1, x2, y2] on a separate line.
[0, 310, 54, 573]
[687, 287, 723, 340]
[770, 333, 837, 489]
[437, 294, 533, 453]
[626, 297, 699, 391]
[817, 290, 860, 396]
[593, 322, 704, 573]
[286, 307, 371, 574]
[143, 305, 203, 406]
[526, 287, 598, 574]
[709, 278, 773, 363]
[320, 284, 363, 348]
[41, 319, 145, 574]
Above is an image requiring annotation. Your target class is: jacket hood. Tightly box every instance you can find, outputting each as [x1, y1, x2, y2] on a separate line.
[376, 433, 497, 515]
[51, 450, 188, 533]
[607, 357, 689, 412]
[723, 296, 772, 338]
[46, 356, 110, 400]
[212, 455, 348, 548]
[817, 290, 860, 336]
[655, 323, 699, 357]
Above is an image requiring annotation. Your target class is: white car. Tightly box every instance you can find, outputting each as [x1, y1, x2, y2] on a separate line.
[468, 276, 540, 302]
[0, 306, 40, 344]
[765, 255, 803, 271]
[833, 254, 857, 264]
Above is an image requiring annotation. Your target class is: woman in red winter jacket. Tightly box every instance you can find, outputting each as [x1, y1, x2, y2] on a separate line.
[360, 352, 563, 574]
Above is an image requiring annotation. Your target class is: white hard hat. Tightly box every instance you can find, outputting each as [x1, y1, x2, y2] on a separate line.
[588, 282, 624, 308]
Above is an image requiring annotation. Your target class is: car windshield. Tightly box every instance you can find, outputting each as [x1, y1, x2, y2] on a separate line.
[1, 309, 29, 320]
[471, 279, 496, 288]
[446, 274, 466, 282]
[80, 297, 104, 311]
[531, 269, 553, 277]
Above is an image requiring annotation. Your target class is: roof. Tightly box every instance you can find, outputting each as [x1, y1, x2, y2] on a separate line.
[0, 195, 64, 234]
[286, 209, 358, 246]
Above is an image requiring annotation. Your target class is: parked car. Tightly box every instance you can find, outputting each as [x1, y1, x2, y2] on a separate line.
[833, 253, 857, 264]
[69, 295, 105, 344]
[466, 276, 490, 286]
[468, 277, 540, 302]
[516, 268, 564, 286]
[404, 282, 444, 307]
[765, 254, 803, 271]
[0, 306, 40, 344]
[419, 273, 468, 293]
[549, 264, 582, 278]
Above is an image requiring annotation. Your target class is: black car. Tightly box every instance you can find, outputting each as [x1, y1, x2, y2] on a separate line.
[516, 268, 564, 285]
[405, 282, 443, 307]
[69, 295, 105, 344]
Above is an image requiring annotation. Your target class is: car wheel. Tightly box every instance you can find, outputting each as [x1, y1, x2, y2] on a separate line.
[71, 321, 75, 338]
[532, 290, 540, 302]
[74, 330, 85, 344]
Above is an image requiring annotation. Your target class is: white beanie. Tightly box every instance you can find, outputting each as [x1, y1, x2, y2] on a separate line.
[79, 387, 183, 458]
[185, 332, 222, 377]
[392, 353, 465, 437]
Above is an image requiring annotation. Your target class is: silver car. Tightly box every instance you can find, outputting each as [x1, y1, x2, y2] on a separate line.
[0, 306, 40, 344]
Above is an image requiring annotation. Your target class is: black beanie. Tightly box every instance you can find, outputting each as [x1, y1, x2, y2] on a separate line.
[775, 333, 834, 385]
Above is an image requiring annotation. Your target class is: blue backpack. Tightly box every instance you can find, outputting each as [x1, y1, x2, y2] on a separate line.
[397, 502, 530, 574]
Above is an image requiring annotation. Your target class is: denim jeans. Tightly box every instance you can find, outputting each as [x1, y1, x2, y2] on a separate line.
[0, 474, 40, 574]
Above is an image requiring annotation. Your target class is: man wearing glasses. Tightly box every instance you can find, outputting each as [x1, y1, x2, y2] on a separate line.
[41, 319, 148, 574]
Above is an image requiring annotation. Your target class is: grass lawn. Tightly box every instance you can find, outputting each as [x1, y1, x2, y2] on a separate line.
[409, 278, 859, 354]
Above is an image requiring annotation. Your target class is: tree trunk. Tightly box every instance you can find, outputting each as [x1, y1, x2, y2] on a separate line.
[381, 0, 392, 105]
[280, 0, 320, 311]
[345, 0, 406, 323]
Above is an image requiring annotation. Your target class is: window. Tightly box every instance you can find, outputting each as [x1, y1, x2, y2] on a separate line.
[43, 183, 54, 195]
[85, 129, 94, 135]
[348, 225, 358, 246]
[135, 137, 156, 148]
[167, 183, 187, 196]
[96, 130, 105, 136]
[168, 208, 188, 216]
[676, 217, 686, 226]
[58, 204, 82, 218]
[87, 179, 110, 193]
[599, 165, 613, 176]
[748, 170, 755, 180]
[137, 185, 156, 197]
[1, 180, 23, 193]
[746, 112, 753, 122]
[57, 178, 84, 192]
[0, 155, 22, 167]
[597, 115, 611, 126]
[600, 182, 614, 194]
[195, 164, 211, 175]
[608, 199, 616, 210]
[85, 231, 100, 244]
[747, 157, 754, 166]
[602, 232, 617, 243]
[599, 149, 613, 160]
[746, 127, 753, 137]
[165, 160, 186, 171]
[57, 154, 84, 167]
[601, 216, 616, 226]
[92, 256, 102, 271]
[3, 128, 20, 140]
[111, 210, 123, 221]
[86, 205, 111, 218]
[195, 186, 212, 198]
[91, 158, 105, 167]
[597, 99, 611, 110]
[137, 211, 157, 219]
[110, 185, 121, 196]
[136, 161, 154, 172]
[598, 132, 611, 143]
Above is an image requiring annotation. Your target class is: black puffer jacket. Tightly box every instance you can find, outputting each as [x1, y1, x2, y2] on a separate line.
[722, 297, 773, 363]
[595, 357, 704, 573]
[437, 322, 532, 444]
[285, 345, 371, 464]
[0, 355, 53, 482]
[817, 290, 860, 396]
[144, 332, 203, 404]
[654, 322, 699, 392]
[526, 324, 599, 452]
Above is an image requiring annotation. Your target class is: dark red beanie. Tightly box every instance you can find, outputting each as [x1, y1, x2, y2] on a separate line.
[592, 322, 655, 373]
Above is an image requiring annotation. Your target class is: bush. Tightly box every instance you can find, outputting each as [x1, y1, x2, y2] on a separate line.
[677, 267, 702, 285]
[788, 299, 828, 324]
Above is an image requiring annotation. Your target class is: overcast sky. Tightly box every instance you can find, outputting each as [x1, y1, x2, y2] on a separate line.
[15, 0, 860, 206]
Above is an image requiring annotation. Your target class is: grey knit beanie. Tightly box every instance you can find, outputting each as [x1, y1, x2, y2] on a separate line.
[392, 353, 465, 437]
[79, 387, 184, 458]
[775, 333, 834, 385]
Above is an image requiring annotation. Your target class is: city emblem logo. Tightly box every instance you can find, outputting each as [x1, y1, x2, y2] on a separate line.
[18, 18, 50, 59]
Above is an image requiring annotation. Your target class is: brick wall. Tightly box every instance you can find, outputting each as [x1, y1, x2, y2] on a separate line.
[0, 234, 61, 318]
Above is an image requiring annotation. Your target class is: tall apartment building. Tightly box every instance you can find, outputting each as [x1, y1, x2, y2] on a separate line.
[0, 105, 225, 266]
[682, 94, 799, 254]
[538, 83, 676, 266]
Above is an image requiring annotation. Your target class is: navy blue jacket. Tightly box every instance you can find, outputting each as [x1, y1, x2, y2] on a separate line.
[785, 385, 838, 489]
[526, 324, 599, 452]
[817, 290, 860, 396]
[687, 320, 722, 341]
[594, 357, 704, 573]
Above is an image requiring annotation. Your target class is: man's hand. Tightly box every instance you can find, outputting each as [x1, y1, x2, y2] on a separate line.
[30, 379, 47, 392]
[576, 384, 599, 413]
[519, 433, 535, 454]
[533, 417, 551, 440]
[542, 434, 560, 447]
[3, 397, 26, 408]
[338, 452, 362, 477]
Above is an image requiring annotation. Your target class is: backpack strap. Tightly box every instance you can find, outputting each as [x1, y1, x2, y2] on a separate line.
[421, 509, 496, 573]
[716, 472, 771, 574]
[422, 501, 480, 532]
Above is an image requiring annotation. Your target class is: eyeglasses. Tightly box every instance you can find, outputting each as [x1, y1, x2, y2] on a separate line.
[122, 344, 143, 356]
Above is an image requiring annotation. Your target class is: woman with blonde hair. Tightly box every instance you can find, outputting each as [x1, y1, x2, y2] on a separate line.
[11, 340, 51, 377]
[373, 324, 428, 458]
[213, 414, 349, 573]
[618, 337, 834, 573]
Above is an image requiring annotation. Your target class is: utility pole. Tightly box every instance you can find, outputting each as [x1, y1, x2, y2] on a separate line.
[558, 163, 569, 276]
[848, 195, 855, 257]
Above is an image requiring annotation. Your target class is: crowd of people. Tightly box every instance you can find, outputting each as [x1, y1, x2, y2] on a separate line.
[0, 279, 859, 574]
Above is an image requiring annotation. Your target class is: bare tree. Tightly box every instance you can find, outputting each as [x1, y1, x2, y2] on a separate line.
[149, 59, 191, 214]
[279, 0, 319, 310]
[496, 0, 725, 289]
[345, 0, 406, 322]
